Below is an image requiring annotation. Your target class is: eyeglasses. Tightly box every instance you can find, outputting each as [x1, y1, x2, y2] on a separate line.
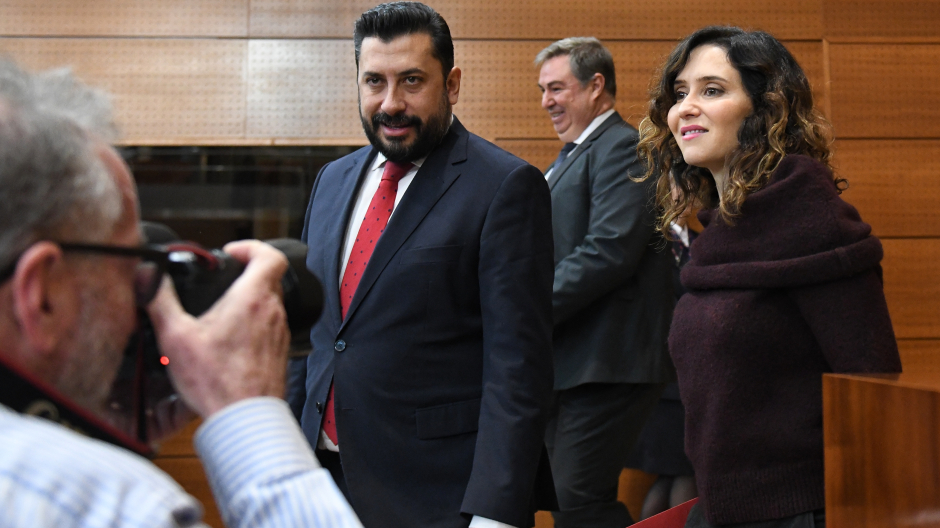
[0, 242, 170, 307]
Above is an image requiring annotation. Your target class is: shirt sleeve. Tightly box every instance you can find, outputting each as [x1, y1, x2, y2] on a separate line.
[195, 397, 363, 528]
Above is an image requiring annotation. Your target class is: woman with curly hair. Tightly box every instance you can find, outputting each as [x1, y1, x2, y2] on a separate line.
[637, 26, 902, 528]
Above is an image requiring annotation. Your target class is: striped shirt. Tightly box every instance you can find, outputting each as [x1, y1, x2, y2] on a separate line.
[0, 397, 362, 528]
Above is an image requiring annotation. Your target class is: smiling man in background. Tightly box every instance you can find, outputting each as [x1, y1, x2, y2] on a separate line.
[536, 37, 675, 528]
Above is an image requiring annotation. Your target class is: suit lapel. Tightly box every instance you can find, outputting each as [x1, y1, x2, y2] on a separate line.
[547, 111, 624, 191]
[325, 148, 377, 331]
[339, 118, 468, 330]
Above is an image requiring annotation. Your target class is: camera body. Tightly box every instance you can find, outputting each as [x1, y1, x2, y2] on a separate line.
[110, 226, 323, 446]
[164, 239, 322, 349]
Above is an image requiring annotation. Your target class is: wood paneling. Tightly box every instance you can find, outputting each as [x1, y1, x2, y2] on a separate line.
[825, 0, 940, 41]
[836, 140, 940, 238]
[882, 239, 940, 339]
[495, 139, 562, 172]
[898, 339, 940, 373]
[824, 372, 940, 528]
[247, 39, 362, 141]
[249, 0, 367, 38]
[0, 38, 248, 142]
[829, 43, 940, 138]
[0, 0, 248, 37]
[249, 0, 822, 40]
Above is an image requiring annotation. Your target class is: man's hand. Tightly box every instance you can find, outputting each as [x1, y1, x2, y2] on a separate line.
[146, 240, 292, 418]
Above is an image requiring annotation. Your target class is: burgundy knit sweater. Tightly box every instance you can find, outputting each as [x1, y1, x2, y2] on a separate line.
[670, 155, 902, 524]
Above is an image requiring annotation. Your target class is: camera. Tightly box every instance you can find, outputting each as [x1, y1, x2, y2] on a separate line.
[108, 222, 323, 446]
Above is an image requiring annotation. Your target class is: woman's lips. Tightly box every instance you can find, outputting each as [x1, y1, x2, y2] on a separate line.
[680, 125, 707, 140]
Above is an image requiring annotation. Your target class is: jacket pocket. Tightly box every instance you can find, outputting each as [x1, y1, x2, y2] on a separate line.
[415, 397, 481, 439]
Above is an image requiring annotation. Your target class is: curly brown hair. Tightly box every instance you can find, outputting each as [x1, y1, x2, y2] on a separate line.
[636, 26, 842, 233]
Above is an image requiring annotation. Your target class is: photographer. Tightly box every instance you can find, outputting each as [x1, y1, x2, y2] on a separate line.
[0, 60, 361, 527]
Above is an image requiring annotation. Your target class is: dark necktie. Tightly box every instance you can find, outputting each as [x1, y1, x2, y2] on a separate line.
[551, 142, 576, 174]
[323, 160, 413, 445]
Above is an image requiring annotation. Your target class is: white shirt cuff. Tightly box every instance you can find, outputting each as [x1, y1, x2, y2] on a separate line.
[469, 515, 517, 528]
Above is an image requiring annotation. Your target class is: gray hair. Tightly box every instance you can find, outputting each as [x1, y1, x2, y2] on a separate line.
[0, 59, 122, 271]
[535, 37, 617, 98]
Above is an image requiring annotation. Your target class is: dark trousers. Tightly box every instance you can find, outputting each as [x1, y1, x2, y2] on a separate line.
[545, 382, 665, 528]
[685, 503, 825, 528]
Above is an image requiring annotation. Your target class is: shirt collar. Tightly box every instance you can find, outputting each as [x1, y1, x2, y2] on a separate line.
[573, 108, 616, 145]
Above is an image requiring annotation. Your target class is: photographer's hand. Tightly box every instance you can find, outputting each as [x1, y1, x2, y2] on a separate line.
[146, 240, 292, 418]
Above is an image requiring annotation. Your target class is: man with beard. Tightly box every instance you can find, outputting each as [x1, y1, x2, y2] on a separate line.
[287, 3, 556, 528]
[0, 60, 361, 527]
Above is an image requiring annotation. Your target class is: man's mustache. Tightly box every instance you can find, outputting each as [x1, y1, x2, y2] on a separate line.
[372, 112, 422, 129]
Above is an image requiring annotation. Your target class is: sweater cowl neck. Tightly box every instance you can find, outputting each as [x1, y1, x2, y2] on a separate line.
[683, 154, 883, 290]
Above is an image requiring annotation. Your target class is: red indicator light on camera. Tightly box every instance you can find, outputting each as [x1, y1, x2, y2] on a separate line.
[159, 356, 170, 366]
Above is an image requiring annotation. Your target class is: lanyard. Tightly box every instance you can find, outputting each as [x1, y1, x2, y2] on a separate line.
[0, 353, 153, 457]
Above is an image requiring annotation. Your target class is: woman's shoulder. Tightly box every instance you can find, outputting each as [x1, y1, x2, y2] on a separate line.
[684, 154, 881, 290]
[765, 154, 838, 193]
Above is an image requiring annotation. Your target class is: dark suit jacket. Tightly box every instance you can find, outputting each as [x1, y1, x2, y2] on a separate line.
[290, 118, 556, 528]
[547, 111, 674, 390]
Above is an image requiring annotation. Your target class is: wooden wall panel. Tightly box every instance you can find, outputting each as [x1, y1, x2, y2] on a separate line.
[783, 42, 827, 118]
[249, 0, 822, 40]
[249, 0, 366, 38]
[829, 43, 940, 139]
[882, 239, 940, 339]
[824, 0, 940, 41]
[495, 139, 562, 172]
[247, 39, 363, 142]
[0, 0, 248, 37]
[0, 38, 248, 143]
[898, 339, 940, 372]
[836, 140, 940, 238]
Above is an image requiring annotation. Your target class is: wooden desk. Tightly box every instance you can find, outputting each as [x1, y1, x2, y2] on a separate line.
[824, 372, 940, 527]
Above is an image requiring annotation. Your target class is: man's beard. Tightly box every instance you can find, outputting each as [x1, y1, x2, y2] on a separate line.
[360, 94, 451, 163]
[56, 276, 132, 415]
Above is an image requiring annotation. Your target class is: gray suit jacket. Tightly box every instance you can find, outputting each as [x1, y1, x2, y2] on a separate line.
[547, 111, 675, 390]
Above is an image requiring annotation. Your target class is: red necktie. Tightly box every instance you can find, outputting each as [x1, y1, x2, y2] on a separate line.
[322, 160, 413, 445]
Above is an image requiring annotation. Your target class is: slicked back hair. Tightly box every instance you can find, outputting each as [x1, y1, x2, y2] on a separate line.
[354, 2, 454, 81]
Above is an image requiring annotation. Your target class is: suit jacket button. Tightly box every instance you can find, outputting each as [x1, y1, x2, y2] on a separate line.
[316, 401, 323, 413]
[334, 340, 346, 352]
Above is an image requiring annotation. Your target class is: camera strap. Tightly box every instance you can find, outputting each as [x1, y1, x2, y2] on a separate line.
[0, 354, 154, 457]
